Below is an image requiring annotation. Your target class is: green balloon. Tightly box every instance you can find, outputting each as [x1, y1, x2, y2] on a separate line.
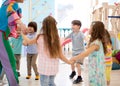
[112, 50, 120, 57]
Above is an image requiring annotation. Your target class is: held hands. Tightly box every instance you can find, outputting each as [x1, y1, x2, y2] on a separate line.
[69, 57, 76, 65]
[17, 22, 27, 35]
[21, 24, 28, 35]
[66, 58, 76, 65]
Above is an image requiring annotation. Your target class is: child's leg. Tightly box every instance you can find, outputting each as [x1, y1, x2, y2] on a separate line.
[27, 54, 32, 76]
[69, 64, 76, 79]
[73, 61, 83, 84]
[31, 54, 39, 76]
[15, 54, 21, 72]
[76, 63, 81, 76]
[40, 75, 49, 86]
[106, 66, 112, 86]
[71, 64, 75, 71]
[49, 75, 56, 86]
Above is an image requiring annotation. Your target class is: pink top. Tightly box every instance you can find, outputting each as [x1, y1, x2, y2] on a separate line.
[37, 36, 59, 76]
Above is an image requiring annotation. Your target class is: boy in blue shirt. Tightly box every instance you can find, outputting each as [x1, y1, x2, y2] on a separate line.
[23, 22, 39, 80]
[65, 20, 85, 84]
[10, 26, 23, 77]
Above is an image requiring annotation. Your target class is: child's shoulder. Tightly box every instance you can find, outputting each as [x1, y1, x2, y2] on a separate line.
[77, 31, 83, 35]
[37, 34, 44, 39]
[90, 39, 101, 46]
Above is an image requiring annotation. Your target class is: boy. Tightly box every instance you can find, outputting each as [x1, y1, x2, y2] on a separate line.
[10, 26, 23, 77]
[65, 20, 85, 84]
[23, 22, 39, 80]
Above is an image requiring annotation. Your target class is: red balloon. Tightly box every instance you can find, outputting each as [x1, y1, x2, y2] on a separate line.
[62, 38, 71, 46]
[82, 28, 88, 33]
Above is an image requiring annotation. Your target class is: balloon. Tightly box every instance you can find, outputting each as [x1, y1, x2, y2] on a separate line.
[62, 38, 71, 46]
[82, 28, 88, 33]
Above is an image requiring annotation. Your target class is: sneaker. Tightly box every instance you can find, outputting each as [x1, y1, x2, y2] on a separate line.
[35, 75, 40, 80]
[17, 72, 20, 77]
[73, 76, 82, 84]
[26, 76, 31, 79]
[69, 71, 76, 79]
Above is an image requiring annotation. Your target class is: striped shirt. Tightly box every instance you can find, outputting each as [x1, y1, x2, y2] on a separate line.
[37, 36, 59, 75]
[105, 44, 112, 66]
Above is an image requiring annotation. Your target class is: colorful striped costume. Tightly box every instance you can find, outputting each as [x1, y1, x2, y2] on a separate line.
[0, 0, 22, 86]
[105, 44, 112, 82]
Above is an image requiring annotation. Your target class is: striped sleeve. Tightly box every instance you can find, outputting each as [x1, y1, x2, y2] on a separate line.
[7, 2, 22, 38]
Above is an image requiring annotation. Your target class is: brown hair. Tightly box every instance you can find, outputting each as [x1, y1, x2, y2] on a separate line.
[37, 16, 60, 58]
[105, 29, 112, 44]
[104, 29, 113, 53]
[72, 20, 82, 28]
[28, 21, 37, 32]
[89, 21, 107, 54]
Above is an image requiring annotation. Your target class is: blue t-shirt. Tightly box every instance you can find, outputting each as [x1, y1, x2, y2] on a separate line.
[26, 33, 38, 54]
[9, 35, 23, 54]
[66, 31, 85, 56]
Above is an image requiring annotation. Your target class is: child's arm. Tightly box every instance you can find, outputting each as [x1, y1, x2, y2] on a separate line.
[64, 32, 72, 40]
[9, 38, 14, 48]
[59, 47, 71, 64]
[22, 33, 37, 45]
[16, 20, 26, 31]
[71, 44, 99, 62]
[22, 40, 28, 46]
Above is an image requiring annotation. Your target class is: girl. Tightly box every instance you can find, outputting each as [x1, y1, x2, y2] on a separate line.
[104, 30, 112, 86]
[22, 16, 71, 86]
[0, 0, 26, 86]
[71, 21, 107, 86]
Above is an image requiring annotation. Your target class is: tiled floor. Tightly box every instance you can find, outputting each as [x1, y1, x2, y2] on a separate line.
[1, 57, 120, 86]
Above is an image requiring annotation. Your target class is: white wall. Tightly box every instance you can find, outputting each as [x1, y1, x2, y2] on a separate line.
[55, 0, 91, 29]
[0, 0, 2, 7]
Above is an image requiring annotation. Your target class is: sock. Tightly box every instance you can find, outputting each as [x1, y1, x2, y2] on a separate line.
[72, 71, 76, 73]
[78, 76, 82, 79]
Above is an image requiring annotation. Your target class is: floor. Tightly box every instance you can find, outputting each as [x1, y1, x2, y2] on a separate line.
[1, 57, 120, 86]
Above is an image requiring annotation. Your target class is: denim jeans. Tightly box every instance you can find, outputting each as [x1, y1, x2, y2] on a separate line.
[40, 75, 56, 86]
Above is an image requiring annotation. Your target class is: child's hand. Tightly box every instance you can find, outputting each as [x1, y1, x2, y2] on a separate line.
[22, 28, 28, 35]
[70, 58, 76, 64]
[21, 24, 26, 30]
[69, 60, 75, 65]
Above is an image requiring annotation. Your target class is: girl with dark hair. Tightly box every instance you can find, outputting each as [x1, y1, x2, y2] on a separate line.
[23, 21, 39, 80]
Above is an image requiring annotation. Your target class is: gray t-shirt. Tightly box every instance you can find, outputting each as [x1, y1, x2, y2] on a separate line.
[66, 31, 85, 56]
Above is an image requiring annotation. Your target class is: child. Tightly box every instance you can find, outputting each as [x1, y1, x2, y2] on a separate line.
[0, 0, 26, 86]
[65, 20, 85, 84]
[105, 30, 113, 86]
[22, 16, 71, 86]
[71, 21, 107, 86]
[24, 22, 39, 80]
[10, 26, 23, 77]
